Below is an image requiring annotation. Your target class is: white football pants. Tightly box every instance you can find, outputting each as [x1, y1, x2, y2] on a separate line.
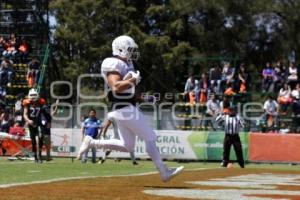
[90, 105, 165, 170]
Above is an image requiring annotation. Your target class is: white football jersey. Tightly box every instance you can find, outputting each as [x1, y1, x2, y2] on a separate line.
[101, 57, 135, 93]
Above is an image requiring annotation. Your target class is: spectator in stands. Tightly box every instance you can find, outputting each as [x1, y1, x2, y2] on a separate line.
[205, 93, 220, 130]
[0, 58, 13, 84]
[18, 37, 30, 63]
[0, 58, 14, 97]
[277, 83, 292, 114]
[262, 62, 275, 93]
[184, 73, 198, 104]
[2, 33, 17, 59]
[0, 57, 13, 66]
[292, 83, 300, 100]
[0, 95, 6, 111]
[291, 83, 300, 116]
[9, 33, 17, 46]
[14, 93, 25, 125]
[9, 122, 25, 138]
[273, 61, 287, 92]
[224, 82, 236, 96]
[221, 62, 235, 92]
[287, 62, 298, 89]
[209, 64, 222, 94]
[237, 63, 250, 93]
[0, 107, 13, 134]
[196, 72, 210, 104]
[0, 36, 6, 56]
[220, 96, 232, 114]
[27, 58, 40, 88]
[263, 94, 279, 129]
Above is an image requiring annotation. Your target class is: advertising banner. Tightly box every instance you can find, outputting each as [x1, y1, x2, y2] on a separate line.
[50, 129, 249, 161]
[249, 133, 300, 163]
[0, 132, 31, 156]
[187, 131, 248, 160]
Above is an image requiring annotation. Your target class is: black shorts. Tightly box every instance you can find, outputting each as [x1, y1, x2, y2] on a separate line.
[29, 126, 40, 138]
[41, 126, 50, 135]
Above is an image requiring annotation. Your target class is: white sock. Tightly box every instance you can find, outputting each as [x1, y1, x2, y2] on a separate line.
[145, 140, 165, 171]
[91, 139, 128, 152]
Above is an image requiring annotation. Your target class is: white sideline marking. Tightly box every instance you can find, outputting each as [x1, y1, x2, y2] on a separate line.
[0, 172, 156, 188]
[27, 171, 41, 173]
[144, 173, 300, 200]
[0, 162, 34, 165]
[144, 189, 300, 200]
[0, 167, 211, 188]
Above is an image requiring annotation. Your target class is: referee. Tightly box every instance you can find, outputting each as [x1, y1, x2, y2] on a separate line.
[216, 106, 245, 168]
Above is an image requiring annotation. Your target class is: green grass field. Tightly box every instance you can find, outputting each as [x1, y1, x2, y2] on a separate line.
[1, 157, 300, 187]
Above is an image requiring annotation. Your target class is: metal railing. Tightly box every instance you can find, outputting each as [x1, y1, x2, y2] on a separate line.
[37, 43, 50, 93]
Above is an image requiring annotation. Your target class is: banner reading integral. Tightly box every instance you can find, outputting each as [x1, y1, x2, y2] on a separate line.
[187, 131, 249, 161]
[50, 129, 248, 161]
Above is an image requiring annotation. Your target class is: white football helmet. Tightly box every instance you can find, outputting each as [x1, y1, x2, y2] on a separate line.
[28, 88, 39, 101]
[112, 35, 140, 61]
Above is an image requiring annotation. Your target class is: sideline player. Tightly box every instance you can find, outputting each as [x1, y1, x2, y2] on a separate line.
[81, 108, 102, 163]
[23, 88, 46, 163]
[77, 35, 183, 182]
[39, 99, 59, 161]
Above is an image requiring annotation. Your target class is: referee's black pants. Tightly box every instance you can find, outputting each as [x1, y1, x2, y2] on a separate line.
[223, 134, 244, 168]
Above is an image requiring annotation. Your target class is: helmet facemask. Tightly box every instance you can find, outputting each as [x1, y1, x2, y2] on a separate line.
[127, 46, 140, 61]
[112, 35, 140, 61]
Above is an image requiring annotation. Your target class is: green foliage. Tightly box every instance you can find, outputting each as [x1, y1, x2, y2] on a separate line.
[50, 0, 300, 95]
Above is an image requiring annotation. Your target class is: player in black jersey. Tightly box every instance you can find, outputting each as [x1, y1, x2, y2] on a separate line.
[23, 88, 46, 163]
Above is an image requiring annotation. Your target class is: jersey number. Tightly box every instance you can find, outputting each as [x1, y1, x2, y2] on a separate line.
[30, 107, 41, 118]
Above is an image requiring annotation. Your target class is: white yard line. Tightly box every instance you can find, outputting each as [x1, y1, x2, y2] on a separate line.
[0, 167, 213, 188]
[0, 172, 157, 188]
[0, 161, 34, 165]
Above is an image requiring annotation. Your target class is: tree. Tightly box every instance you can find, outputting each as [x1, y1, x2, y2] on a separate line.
[50, 0, 299, 97]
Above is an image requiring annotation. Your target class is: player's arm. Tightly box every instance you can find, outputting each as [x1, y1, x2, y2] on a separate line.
[99, 120, 112, 138]
[238, 116, 245, 128]
[107, 71, 137, 93]
[81, 123, 85, 141]
[51, 99, 59, 116]
[96, 120, 103, 139]
[23, 106, 34, 125]
[215, 114, 224, 125]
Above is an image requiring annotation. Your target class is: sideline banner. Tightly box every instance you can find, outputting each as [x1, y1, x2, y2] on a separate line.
[188, 131, 248, 161]
[249, 133, 300, 163]
[50, 129, 249, 161]
[0, 132, 31, 156]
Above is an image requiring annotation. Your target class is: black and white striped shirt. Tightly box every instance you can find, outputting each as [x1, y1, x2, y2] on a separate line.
[216, 114, 245, 134]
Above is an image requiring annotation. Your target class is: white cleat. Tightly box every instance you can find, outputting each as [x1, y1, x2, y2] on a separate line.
[76, 136, 92, 160]
[160, 166, 184, 182]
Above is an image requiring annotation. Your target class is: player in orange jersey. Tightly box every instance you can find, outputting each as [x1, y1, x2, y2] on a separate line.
[23, 88, 46, 163]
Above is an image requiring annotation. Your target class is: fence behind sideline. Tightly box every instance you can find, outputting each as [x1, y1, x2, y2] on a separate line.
[1, 130, 300, 163]
[49, 129, 248, 161]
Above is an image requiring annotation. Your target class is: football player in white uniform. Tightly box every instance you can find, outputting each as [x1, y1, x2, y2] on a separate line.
[77, 35, 183, 182]
[98, 114, 138, 165]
